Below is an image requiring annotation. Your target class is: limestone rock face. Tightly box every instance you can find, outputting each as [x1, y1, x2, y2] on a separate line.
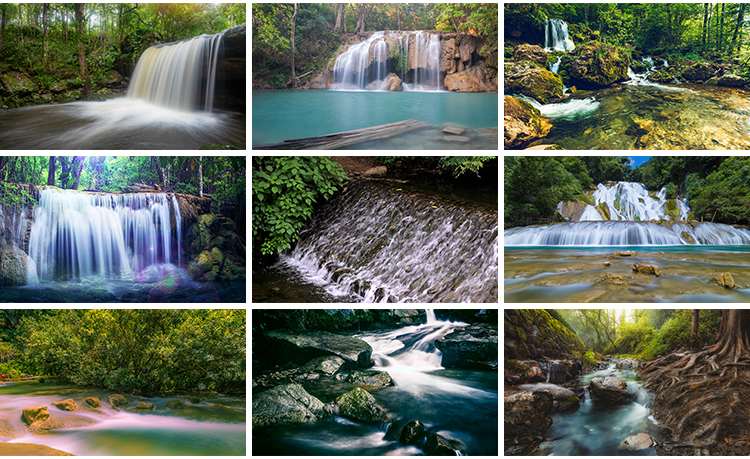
[513, 44, 548, 67]
[51, 399, 76, 412]
[563, 41, 630, 87]
[504, 96, 551, 149]
[252, 383, 328, 428]
[0, 248, 27, 286]
[590, 376, 634, 404]
[383, 73, 402, 91]
[335, 387, 389, 423]
[22, 406, 50, 425]
[345, 370, 394, 387]
[260, 329, 373, 369]
[445, 65, 496, 92]
[305, 68, 333, 89]
[504, 62, 563, 103]
[439, 38, 457, 74]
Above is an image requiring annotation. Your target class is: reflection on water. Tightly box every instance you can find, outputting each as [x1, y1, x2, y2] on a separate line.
[0, 382, 245, 455]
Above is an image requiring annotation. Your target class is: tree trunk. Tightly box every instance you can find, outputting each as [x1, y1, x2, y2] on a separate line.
[199, 156, 203, 198]
[333, 3, 344, 32]
[703, 3, 710, 48]
[47, 156, 55, 186]
[74, 3, 91, 100]
[42, 3, 49, 61]
[291, 3, 297, 88]
[731, 3, 746, 56]
[713, 309, 750, 362]
[69, 156, 84, 190]
[691, 309, 700, 349]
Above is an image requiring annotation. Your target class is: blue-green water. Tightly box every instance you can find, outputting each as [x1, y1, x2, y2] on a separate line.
[252, 90, 498, 145]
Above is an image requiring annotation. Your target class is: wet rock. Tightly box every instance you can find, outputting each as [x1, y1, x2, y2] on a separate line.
[22, 406, 50, 425]
[518, 383, 580, 412]
[504, 62, 563, 103]
[424, 433, 457, 455]
[598, 272, 630, 285]
[260, 329, 373, 369]
[434, 323, 498, 370]
[682, 63, 716, 81]
[166, 400, 183, 409]
[712, 272, 735, 289]
[620, 432, 655, 451]
[392, 309, 424, 325]
[504, 390, 553, 442]
[523, 144, 562, 150]
[633, 261, 660, 276]
[0, 248, 27, 286]
[136, 402, 154, 410]
[590, 376, 634, 404]
[718, 74, 746, 87]
[252, 383, 329, 428]
[399, 419, 426, 445]
[345, 370, 394, 387]
[626, 119, 654, 137]
[445, 65, 496, 92]
[612, 250, 636, 257]
[383, 73, 402, 91]
[335, 387, 389, 423]
[504, 96, 552, 149]
[545, 362, 571, 384]
[51, 399, 76, 412]
[616, 358, 643, 370]
[705, 76, 720, 86]
[563, 41, 630, 87]
[108, 394, 129, 407]
[364, 166, 387, 177]
[513, 44, 548, 67]
[442, 126, 466, 135]
[300, 355, 346, 376]
[0, 443, 74, 456]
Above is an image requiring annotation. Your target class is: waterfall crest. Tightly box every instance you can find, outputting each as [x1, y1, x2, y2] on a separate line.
[28, 188, 183, 281]
[545, 18, 575, 52]
[279, 181, 497, 302]
[128, 32, 224, 111]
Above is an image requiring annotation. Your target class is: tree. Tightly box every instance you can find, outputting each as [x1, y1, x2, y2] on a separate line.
[47, 156, 55, 186]
[333, 3, 345, 32]
[59, 156, 85, 190]
[42, 3, 49, 61]
[691, 309, 700, 349]
[74, 3, 91, 100]
[354, 3, 375, 34]
[290, 3, 297, 88]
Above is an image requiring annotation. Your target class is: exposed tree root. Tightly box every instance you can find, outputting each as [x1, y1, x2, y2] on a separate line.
[640, 346, 750, 455]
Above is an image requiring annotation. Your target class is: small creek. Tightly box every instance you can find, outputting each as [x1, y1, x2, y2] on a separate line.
[539, 362, 660, 456]
[0, 382, 246, 455]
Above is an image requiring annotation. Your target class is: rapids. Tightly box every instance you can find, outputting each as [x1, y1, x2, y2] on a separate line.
[0, 381, 245, 455]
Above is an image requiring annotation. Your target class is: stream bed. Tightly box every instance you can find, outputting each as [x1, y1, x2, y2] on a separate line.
[0, 381, 246, 455]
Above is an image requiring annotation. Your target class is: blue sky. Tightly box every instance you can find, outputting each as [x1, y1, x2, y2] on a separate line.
[628, 156, 650, 168]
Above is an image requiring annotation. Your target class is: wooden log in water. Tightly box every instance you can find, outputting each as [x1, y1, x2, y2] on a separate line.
[253, 119, 433, 150]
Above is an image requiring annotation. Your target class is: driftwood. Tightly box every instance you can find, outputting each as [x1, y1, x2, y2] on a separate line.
[253, 119, 432, 150]
[285, 70, 315, 87]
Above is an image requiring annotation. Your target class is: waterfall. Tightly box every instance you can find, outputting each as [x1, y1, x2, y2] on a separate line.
[278, 181, 497, 303]
[127, 32, 224, 111]
[332, 32, 387, 90]
[28, 188, 183, 281]
[425, 309, 437, 324]
[545, 19, 575, 52]
[504, 221, 750, 246]
[579, 205, 603, 221]
[589, 182, 690, 221]
[406, 31, 441, 91]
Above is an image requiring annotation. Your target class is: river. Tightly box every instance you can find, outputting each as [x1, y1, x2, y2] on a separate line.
[252, 317, 499, 455]
[0, 381, 246, 455]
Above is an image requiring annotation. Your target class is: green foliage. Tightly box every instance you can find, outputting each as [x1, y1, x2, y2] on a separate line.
[439, 156, 496, 177]
[436, 3, 498, 53]
[582, 350, 598, 366]
[664, 182, 678, 199]
[638, 309, 721, 360]
[19, 309, 246, 395]
[253, 156, 348, 255]
[689, 156, 750, 224]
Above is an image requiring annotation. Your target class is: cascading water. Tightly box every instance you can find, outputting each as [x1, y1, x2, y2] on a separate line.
[590, 182, 690, 221]
[128, 32, 224, 111]
[278, 181, 497, 303]
[27, 188, 182, 281]
[545, 18, 575, 52]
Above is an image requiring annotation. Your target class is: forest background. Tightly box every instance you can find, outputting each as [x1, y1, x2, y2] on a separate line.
[0, 3, 245, 108]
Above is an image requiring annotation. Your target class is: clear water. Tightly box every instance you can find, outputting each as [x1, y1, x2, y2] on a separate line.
[251, 89, 498, 145]
[0, 381, 245, 455]
[252, 320, 498, 456]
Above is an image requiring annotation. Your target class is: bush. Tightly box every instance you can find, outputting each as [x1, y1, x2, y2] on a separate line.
[665, 182, 678, 199]
[638, 310, 721, 360]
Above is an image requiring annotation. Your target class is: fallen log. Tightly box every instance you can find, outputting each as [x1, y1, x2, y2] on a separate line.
[285, 69, 315, 87]
[253, 119, 433, 150]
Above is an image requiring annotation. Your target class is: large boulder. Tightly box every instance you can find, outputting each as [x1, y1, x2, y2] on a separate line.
[300, 355, 346, 376]
[51, 399, 76, 412]
[22, 406, 50, 426]
[1, 71, 38, 96]
[392, 309, 423, 325]
[620, 433, 655, 451]
[681, 63, 716, 81]
[513, 44, 548, 67]
[84, 397, 101, 408]
[383, 72, 402, 91]
[444, 65, 496, 92]
[260, 329, 373, 369]
[504, 96, 551, 149]
[0, 248, 27, 286]
[335, 387, 389, 423]
[563, 41, 630, 87]
[187, 246, 245, 282]
[504, 62, 563, 103]
[518, 383, 580, 412]
[108, 394, 129, 407]
[504, 390, 553, 444]
[424, 433, 459, 455]
[252, 383, 329, 428]
[717, 73, 746, 87]
[345, 370, 394, 387]
[439, 38, 457, 74]
[305, 68, 334, 89]
[186, 213, 245, 264]
[435, 323, 497, 370]
[399, 419, 426, 445]
[589, 376, 633, 404]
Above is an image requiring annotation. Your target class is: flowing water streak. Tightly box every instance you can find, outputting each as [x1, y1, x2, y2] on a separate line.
[332, 32, 387, 90]
[128, 32, 224, 111]
[278, 181, 498, 302]
[545, 18, 575, 52]
[591, 182, 689, 221]
[28, 188, 182, 281]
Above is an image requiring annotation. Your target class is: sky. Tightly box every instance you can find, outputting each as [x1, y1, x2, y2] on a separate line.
[628, 156, 651, 168]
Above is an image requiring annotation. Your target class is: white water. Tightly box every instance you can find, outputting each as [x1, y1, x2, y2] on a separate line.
[591, 182, 689, 221]
[545, 19, 575, 52]
[515, 94, 600, 120]
[626, 56, 689, 92]
[27, 188, 182, 281]
[128, 32, 224, 111]
[579, 205, 603, 221]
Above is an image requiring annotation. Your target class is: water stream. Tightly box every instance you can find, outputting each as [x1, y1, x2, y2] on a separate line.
[252, 317, 498, 455]
[0, 382, 245, 455]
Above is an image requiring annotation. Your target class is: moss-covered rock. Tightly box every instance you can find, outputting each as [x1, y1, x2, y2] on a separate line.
[504, 310, 586, 362]
[562, 41, 630, 87]
[0, 248, 26, 286]
[51, 399, 76, 412]
[513, 44, 548, 67]
[504, 96, 552, 149]
[252, 383, 329, 428]
[504, 61, 563, 104]
[345, 370, 394, 387]
[335, 387, 389, 423]
[22, 406, 50, 425]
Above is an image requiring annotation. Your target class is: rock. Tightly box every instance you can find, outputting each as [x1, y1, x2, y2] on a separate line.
[434, 323, 498, 370]
[626, 119, 654, 137]
[718, 73, 746, 87]
[335, 387, 389, 423]
[108, 394, 129, 407]
[442, 126, 466, 135]
[633, 261, 660, 276]
[300, 355, 346, 376]
[399, 419, 426, 445]
[345, 370, 394, 387]
[598, 273, 629, 285]
[504, 96, 551, 149]
[0, 443, 74, 456]
[51, 399, 76, 412]
[0, 248, 26, 286]
[615, 358, 642, 370]
[514, 44, 549, 67]
[392, 309, 423, 325]
[504, 390, 553, 441]
[252, 383, 329, 428]
[712, 272, 735, 289]
[563, 41, 630, 87]
[442, 135, 472, 143]
[518, 384, 580, 412]
[682, 63, 716, 81]
[504, 62, 563, 103]
[383, 72, 402, 91]
[620, 433, 655, 451]
[439, 38, 457, 74]
[590, 376, 633, 404]
[424, 433, 457, 455]
[305, 69, 333, 89]
[260, 329, 373, 369]
[186, 213, 245, 264]
[612, 250, 636, 257]
[521, 361, 547, 383]
[363, 166, 387, 177]
[165, 400, 183, 409]
[186, 246, 245, 282]
[136, 402, 154, 410]
[22, 406, 50, 426]
[1, 71, 39, 96]
[84, 397, 101, 408]
[444, 65, 496, 92]
[222, 24, 246, 58]
[705, 76, 720, 85]
[545, 362, 570, 384]
[523, 144, 561, 150]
